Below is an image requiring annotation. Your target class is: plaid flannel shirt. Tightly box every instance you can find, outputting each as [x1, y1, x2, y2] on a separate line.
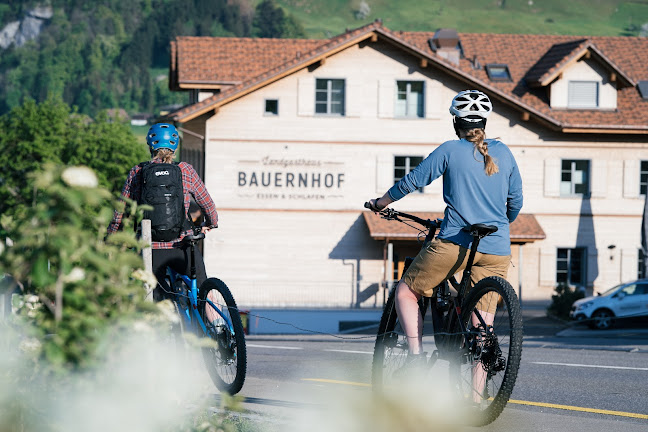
[107, 160, 218, 249]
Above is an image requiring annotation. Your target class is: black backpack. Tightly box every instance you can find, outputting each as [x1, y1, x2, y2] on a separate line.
[139, 162, 188, 242]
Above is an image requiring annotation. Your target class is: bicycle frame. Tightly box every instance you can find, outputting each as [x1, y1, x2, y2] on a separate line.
[165, 238, 236, 337]
[376, 207, 494, 351]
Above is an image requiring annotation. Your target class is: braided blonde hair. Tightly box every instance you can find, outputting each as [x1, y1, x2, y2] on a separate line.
[152, 148, 175, 164]
[464, 128, 498, 176]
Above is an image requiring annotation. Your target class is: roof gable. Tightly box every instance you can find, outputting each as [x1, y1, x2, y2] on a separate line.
[167, 24, 648, 134]
[525, 39, 634, 88]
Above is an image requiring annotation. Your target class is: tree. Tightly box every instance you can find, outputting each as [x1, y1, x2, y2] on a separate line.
[253, 0, 305, 38]
[0, 97, 149, 223]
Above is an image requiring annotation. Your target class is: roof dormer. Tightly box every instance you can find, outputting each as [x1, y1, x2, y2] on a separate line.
[525, 40, 634, 110]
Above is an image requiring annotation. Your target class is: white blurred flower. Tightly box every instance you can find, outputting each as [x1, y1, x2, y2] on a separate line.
[63, 267, 85, 283]
[61, 166, 98, 188]
[131, 269, 158, 289]
[25, 295, 40, 304]
[19, 337, 42, 354]
[132, 320, 154, 334]
[157, 300, 180, 324]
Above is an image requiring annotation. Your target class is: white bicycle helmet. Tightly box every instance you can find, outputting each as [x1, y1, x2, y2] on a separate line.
[449, 90, 492, 122]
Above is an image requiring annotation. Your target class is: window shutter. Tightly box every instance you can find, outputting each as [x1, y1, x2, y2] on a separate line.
[568, 81, 598, 108]
[376, 154, 393, 193]
[297, 77, 315, 116]
[539, 248, 556, 286]
[590, 159, 607, 198]
[346, 79, 362, 118]
[425, 80, 441, 119]
[378, 79, 394, 118]
[621, 248, 639, 282]
[544, 159, 560, 197]
[623, 159, 640, 198]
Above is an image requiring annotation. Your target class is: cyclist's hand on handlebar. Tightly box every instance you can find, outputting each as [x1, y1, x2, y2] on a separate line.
[365, 197, 385, 213]
[201, 225, 217, 234]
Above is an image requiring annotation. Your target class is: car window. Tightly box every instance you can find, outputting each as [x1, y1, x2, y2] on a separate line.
[620, 284, 638, 296]
[636, 283, 648, 295]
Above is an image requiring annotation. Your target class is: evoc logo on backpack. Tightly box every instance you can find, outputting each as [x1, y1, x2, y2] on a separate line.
[139, 162, 188, 242]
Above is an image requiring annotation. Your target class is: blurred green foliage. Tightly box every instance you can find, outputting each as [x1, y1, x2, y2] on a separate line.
[0, 164, 157, 371]
[0, 96, 149, 228]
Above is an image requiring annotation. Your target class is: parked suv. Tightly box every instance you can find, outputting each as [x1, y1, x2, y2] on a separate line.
[570, 279, 648, 330]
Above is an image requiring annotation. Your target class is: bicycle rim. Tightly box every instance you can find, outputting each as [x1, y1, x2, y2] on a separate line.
[198, 278, 247, 395]
[456, 276, 523, 426]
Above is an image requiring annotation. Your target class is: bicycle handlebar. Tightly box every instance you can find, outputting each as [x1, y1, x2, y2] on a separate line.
[364, 202, 442, 230]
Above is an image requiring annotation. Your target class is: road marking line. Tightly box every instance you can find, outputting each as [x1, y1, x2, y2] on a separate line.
[302, 378, 371, 387]
[324, 349, 373, 355]
[532, 361, 648, 371]
[247, 344, 303, 350]
[508, 399, 648, 420]
[303, 379, 648, 419]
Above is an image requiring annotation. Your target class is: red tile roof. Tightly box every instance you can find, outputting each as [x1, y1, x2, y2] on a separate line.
[168, 21, 648, 133]
[363, 212, 546, 243]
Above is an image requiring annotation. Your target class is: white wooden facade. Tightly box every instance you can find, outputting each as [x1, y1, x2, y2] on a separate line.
[175, 37, 648, 308]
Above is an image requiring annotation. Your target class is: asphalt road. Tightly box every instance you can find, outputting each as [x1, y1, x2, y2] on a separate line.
[209, 309, 648, 432]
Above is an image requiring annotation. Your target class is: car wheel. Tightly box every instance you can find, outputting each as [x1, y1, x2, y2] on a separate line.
[590, 309, 614, 330]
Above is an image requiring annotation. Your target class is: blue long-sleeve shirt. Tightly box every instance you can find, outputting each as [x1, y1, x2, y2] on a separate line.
[387, 138, 523, 256]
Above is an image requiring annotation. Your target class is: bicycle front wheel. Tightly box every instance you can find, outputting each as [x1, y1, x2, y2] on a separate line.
[372, 285, 427, 391]
[456, 276, 523, 426]
[198, 278, 247, 395]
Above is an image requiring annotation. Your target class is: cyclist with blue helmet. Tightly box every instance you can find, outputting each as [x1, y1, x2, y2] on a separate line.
[368, 90, 523, 375]
[108, 123, 218, 301]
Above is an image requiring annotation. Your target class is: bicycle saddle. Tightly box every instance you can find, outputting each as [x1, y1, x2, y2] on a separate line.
[467, 223, 498, 238]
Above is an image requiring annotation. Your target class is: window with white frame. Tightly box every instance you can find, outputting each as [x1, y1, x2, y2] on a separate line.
[395, 81, 424, 118]
[640, 161, 648, 196]
[560, 159, 589, 196]
[557, 247, 586, 286]
[315, 79, 345, 115]
[394, 156, 424, 193]
[568, 81, 599, 108]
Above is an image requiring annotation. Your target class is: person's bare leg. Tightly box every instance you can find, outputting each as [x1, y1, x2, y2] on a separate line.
[471, 310, 495, 402]
[395, 280, 423, 355]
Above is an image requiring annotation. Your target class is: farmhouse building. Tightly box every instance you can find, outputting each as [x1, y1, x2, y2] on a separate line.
[165, 21, 648, 308]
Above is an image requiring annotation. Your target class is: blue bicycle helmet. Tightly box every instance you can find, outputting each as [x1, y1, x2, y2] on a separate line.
[146, 123, 179, 151]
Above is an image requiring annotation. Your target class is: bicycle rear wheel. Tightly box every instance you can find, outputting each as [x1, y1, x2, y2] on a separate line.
[455, 276, 523, 426]
[198, 278, 247, 395]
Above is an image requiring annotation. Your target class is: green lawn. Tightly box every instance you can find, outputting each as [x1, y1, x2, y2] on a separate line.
[267, 0, 648, 38]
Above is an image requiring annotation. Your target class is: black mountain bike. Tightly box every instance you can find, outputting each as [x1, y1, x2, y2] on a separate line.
[369, 206, 523, 426]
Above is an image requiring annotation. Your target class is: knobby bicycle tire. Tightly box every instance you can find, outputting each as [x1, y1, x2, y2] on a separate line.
[198, 278, 247, 395]
[457, 276, 523, 426]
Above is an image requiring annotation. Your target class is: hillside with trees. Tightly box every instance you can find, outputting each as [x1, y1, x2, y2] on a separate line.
[0, 0, 646, 119]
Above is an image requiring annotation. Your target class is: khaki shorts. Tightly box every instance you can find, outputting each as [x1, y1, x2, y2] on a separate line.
[402, 238, 511, 314]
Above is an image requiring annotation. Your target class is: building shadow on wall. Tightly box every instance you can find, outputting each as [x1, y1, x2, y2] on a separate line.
[329, 214, 383, 308]
[576, 196, 598, 294]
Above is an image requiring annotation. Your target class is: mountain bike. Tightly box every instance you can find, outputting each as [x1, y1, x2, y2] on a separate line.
[368, 206, 523, 426]
[164, 228, 247, 395]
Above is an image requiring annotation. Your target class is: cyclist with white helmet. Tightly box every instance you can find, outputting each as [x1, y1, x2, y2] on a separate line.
[367, 90, 523, 369]
[108, 123, 218, 301]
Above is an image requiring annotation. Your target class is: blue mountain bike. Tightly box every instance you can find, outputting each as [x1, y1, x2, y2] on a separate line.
[165, 229, 247, 395]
